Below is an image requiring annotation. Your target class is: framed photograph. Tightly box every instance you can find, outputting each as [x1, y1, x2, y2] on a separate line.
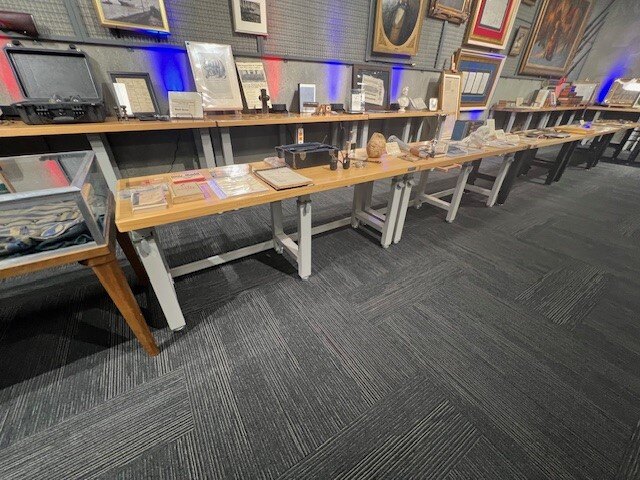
[455, 49, 506, 111]
[572, 82, 599, 105]
[186, 42, 243, 111]
[232, 0, 267, 36]
[109, 72, 159, 116]
[372, 0, 428, 56]
[352, 65, 391, 111]
[603, 79, 640, 107]
[465, 0, 521, 50]
[439, 71, 462, 116]
[235, 61, 271, 110]
[429, 0, 471, 24]
[92, 0, 170, 34]
[519, 0, 593, 77]
[509, 26, 530, 56]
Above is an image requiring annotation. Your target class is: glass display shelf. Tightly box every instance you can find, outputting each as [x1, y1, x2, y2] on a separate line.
[0, 151, 110, 268]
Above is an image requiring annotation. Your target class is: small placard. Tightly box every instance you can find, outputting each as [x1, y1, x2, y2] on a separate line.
[169, 92, 204, 119]
[386, 142, 402, 156]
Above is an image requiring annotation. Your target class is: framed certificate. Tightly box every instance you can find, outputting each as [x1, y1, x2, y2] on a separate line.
[456, 49, 506, 111]
[439, 71, 462, 116]
[465, 0, 521, 50]
[109, 72, 160, 116]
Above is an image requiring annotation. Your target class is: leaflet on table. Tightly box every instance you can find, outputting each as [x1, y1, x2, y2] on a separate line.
[118, 182, 168, 201]
[208, 175, 269, 199]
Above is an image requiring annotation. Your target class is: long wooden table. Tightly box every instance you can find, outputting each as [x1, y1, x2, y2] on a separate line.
[0, 111, 445, 192]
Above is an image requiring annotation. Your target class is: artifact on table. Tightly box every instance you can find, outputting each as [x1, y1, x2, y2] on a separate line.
[367, 132, 387, 158]
[398, 87, 410, 113]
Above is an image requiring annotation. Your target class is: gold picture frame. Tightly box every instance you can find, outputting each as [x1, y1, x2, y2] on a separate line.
[93, 0, 170, 34]
[519, 0, 592, 77]
[429, 0, 471, 24]
[372, 0, 428, 56]
[603, 79, 640, 108]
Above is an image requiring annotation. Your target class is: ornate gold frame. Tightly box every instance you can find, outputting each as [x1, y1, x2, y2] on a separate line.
[372, 0, 428, 56]
[429, 0, 470, 24]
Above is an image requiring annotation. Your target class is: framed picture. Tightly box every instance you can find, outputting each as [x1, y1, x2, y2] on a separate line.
[439, 71, 462, 116]
[232, 0, 267, 36]
[465, 0, 521, 50]
[455, 49, 506, 111]
[352, 65, 391, 111]
[509, 26, 530, 56]
[92, 0, 170, 34]
[519, 0, 593, 77]
[372, 0, 428, 56]
[429, 0, 471, 24]
[109, 72, 160, 116]
[572, 82, 599, 105]
[603, 79, 640, 107]
[186, 42, 243, 111]
[235, 61, 271, 110]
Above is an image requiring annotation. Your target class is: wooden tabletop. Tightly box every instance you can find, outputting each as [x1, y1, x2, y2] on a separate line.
[116, 156, 419, 232]
[587, 106, 640, 114]
[367, 111, 442, 120]
[0, 118, 217, 138]
[491, 105, 587, 113]
[212, 112, 369, 127]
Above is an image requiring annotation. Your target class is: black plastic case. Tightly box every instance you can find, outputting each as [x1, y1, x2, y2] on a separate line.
[276, 143, 340, 169]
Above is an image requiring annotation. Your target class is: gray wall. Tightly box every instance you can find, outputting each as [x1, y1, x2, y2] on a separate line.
[0, 0, 612, 173]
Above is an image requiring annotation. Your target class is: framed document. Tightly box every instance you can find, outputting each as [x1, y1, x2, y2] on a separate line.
[235, 61, 271, 110]
[109, 72, 159, 115]
[455, 49, 506, 111]
[519, 0, 592, 77]
[465, 0, 521, 50]
[439, 71, 462, 116]
[169, 92, 204, 119]
[93, 0, 170, 34]
[352, 64, 391, 111]
[186, 42, 243, 111]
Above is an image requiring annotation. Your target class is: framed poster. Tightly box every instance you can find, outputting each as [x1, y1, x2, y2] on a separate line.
[603, 79, 640, 107]
[352, 65, 391, 111]
[455, 49, 506, 111]
[232, 0, 268, 36]
[372, 0, 428, 56]
[93, 0, 170, 34]
[235, 61, 271, 110]
[465, 0, 521, 50]
[509, 26, 530, 56]
[186, 42, 243, 111]
[429, 0, 471, 24]
[109, 72, 159, 115]
[519, 0, 593, 77]
[439, 71, 462, 115]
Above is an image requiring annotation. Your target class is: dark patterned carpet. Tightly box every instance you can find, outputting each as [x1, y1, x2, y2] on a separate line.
[1, 155, 639, 479]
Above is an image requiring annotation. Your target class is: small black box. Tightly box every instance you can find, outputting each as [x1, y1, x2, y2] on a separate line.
[276, 143, 339, 169]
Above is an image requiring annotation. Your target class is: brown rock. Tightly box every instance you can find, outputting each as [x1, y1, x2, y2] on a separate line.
[367, 133, 387, 158]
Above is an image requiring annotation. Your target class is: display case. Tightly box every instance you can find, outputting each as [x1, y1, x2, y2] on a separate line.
[0, 151, 110, 267]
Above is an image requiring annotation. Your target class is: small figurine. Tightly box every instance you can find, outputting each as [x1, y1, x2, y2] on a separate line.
[259, 88, 270, 114]
[398, 87, 410, 113]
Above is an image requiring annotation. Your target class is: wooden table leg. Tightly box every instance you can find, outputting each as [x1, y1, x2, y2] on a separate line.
[82, 254, 160, 357]
[116, 230, 150, 287]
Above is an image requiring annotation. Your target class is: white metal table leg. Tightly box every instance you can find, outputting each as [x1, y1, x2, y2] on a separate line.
[331, 123, 339, 147]
[351, 183, 364, 228]
[279, 125, 287, 146]
[593, 112, 602, 121]
[393, 175, 415, 244]
[220, 127, 234, 165]
[359, 120, 370, 148]
[87, 133, 120, 193]
[414, 170, 431, 209]
[402, 119, 412, 143]
[523, 113, 533, 131]
[270, 201, 285, 254]
[380, 177, 404, 248]
[446, 165, 473, 223]
[296, 195, 312, 280]
[505, 112, 517, 133]
[131, 229, 186, 331]
[568, 113, 576, 124]
[415, 118, 425, 141]
[486, 155, 514, 207]
[193, 128, 217, 169]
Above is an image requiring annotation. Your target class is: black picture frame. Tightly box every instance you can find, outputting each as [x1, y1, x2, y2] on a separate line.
[108, 71, 160, 116]
[352, 64, 391, 111]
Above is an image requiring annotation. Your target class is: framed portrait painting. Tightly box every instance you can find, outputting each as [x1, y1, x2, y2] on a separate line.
[428, 0, 471, 24]
[465, 0, 521, 50]
[352, 65, 391, 111]
[519, 0, 593, 77]
[232, 0, 268, 36]
[93, 0, 170, 34]
[509, 26, 530, 56]
[455, 49, 506, 111]
[372, 0, 428, 56]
